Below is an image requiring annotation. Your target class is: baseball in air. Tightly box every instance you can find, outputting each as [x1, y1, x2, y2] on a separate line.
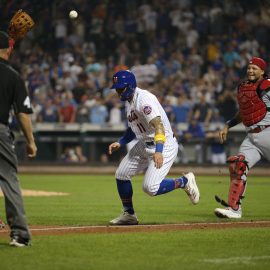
[69, 10, 78, 19]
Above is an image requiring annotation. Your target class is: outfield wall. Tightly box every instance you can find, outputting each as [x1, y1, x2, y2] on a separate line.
[15, 122, 250, 165]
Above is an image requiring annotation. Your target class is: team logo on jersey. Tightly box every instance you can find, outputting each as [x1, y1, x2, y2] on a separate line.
[143, 105, 152, 115]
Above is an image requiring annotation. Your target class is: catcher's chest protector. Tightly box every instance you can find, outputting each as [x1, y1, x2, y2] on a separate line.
[237, 80, 267, 127]
[227, 155, 248, 210]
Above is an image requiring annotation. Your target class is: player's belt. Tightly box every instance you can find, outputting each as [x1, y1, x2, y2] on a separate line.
[248, 125, 270, 133]
[145, 141, 155, 146]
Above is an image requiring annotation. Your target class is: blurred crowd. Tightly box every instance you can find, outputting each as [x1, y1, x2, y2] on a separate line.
[1, 0, 270, 131]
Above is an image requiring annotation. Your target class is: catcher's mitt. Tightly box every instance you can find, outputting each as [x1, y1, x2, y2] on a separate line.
[8, 9, 34, 41]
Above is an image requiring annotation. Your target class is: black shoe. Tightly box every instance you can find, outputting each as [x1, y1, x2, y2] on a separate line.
[10, 236, 31, 247]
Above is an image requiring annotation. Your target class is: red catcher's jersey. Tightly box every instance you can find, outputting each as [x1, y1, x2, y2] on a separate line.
[237, 79, 270, 127]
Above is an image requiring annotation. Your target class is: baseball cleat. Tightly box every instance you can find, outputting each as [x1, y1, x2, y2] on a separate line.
[10, 236, 31, 247]
[214, 207, 242, 219]
[109, 211, 139, 225]
[183, 172, 200, 204]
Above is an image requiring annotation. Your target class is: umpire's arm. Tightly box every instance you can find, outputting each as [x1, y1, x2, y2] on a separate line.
[16, 112, 37, 158]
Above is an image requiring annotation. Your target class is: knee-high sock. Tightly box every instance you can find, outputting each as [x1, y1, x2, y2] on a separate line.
[116, 179, 134, 214]
[155, 176, 188, 195]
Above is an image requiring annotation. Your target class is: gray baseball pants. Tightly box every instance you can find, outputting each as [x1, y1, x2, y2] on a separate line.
[0, 124, 31, 240]
[239, 127, 270, 169]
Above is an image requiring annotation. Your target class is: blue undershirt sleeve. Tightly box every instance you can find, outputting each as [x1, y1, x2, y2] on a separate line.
[118, 127, 136, 146]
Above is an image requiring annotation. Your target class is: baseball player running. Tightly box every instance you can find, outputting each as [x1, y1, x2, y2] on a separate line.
[108, 70, 200, 225]
[215, 57, 270, 218]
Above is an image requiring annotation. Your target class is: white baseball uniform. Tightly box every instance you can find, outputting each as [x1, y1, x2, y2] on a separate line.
[115, 87, 178, 196]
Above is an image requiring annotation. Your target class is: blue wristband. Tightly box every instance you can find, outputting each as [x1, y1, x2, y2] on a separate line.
[155, 143, 164, 153]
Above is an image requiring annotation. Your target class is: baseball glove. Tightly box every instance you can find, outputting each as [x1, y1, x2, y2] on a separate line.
[8, 9, 34, 41]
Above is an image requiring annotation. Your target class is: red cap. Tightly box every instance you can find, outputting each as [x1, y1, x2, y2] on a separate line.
[249, 57, 267, 71]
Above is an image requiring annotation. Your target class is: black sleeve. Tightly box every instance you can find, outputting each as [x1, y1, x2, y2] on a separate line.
[13, 75, 33, 114]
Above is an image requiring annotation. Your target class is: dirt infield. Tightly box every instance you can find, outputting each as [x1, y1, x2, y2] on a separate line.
[0, 189, 69, 197]
[1, 221, 270, 237]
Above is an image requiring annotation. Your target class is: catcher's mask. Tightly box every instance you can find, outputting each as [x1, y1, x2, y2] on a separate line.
[111, 70, 137, 101]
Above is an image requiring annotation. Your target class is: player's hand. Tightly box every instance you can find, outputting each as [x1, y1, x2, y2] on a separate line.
[153, 152, 163, 169]
[219, 125, 229, 144]
[108, 142, 121, 155]
[26, 141, 37, 158]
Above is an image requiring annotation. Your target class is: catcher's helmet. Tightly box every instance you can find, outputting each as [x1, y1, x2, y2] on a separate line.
[111, 70, 137, 101]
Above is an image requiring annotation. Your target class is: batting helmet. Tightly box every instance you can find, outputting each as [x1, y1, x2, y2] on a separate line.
[111, 70, 137, 101]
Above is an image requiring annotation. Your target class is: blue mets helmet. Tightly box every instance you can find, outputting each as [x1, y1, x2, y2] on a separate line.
[111, 70, 137, 101]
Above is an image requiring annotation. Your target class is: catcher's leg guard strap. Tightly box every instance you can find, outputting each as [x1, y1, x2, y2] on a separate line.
[227, 155, 248, 210]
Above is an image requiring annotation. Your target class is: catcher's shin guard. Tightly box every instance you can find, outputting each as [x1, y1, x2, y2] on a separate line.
[227, 155, 248, 210]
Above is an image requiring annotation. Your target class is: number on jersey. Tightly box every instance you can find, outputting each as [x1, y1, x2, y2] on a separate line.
[23, 96, 31, 109]
[137, 123, 146, 133]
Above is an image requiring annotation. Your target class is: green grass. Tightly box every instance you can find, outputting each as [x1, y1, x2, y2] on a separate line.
[0, 229, 270, 270]
[0, 174, 270, 270]
[2, 174, 268, 225]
